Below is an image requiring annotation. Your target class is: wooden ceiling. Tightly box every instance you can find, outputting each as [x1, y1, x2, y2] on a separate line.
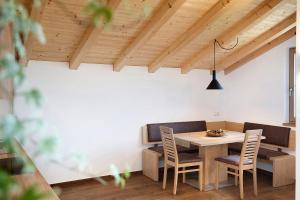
[27, 0, 296, 74]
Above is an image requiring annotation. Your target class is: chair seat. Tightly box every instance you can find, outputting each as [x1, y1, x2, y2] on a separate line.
[178, 153, 202, 164]
[228, 143, 288, 160]
[215, 155, 253, 166]
[149, 145, 198, 155]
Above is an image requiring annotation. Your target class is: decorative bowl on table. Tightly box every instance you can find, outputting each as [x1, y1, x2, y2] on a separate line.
[206, 129, 224, 137]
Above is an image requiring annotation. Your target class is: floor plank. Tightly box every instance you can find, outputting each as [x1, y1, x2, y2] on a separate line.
[54, 172, 295, 200]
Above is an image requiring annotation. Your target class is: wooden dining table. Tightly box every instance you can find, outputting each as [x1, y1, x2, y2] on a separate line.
[174, 131, 265, 191]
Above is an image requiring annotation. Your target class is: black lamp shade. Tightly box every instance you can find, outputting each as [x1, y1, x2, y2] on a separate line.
[206, 70, 223, 90]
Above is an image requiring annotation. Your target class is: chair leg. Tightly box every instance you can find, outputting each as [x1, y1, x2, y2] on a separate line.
[173, 167, 178, 195]
[199, 163, 203, 191]
[253, 168, 258, 196]
[239, 170, 244, 199]
[235, 169, 238, 186]
[162, 163, 168, 190]
[183, 167, 186, 183]
[216, 162, 219, 190]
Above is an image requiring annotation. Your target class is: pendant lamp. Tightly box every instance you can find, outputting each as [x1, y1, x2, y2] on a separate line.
[206, 39, 238, 90]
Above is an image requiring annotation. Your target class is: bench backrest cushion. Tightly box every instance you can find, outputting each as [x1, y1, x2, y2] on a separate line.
[243, 122, 290, 147]
[147, 121, 207, 142]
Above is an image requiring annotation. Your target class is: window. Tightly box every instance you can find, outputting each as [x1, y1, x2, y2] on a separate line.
[288, 47, 296, 123]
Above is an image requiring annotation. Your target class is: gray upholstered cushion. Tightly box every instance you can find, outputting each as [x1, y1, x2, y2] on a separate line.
[215, 155, 252, 166]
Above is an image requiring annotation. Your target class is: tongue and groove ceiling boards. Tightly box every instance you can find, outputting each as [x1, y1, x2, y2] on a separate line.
[28, 0, 296, 74]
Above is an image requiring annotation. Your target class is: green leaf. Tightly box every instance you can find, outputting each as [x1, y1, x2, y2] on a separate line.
[142, 0, 151, 18]
[31, 22, 46, 44]
[123, 168, 130, 179]
[38, 136, 58, 155]
[22, 89, 44, 107]
[82, 0, 113, 27]
[19, 185, 49, 200]
[0, 53, 21, 81]
[0, 170, 17, 200]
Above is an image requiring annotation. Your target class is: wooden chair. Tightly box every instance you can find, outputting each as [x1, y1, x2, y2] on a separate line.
[215, 129, 262, 199]
[160, 126, 203, 195]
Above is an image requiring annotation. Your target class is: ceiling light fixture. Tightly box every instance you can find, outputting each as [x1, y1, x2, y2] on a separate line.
[207, 38, 238, 90]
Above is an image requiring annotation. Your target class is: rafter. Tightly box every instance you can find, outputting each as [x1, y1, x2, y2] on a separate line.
[21, 0, 48, 66]
[113, 0, 186, 72]
[147, 0, 233, 73]
[224, 27, 296, 74]
[69, 0, 121, 70]
[216, 13, 296, 70]
[181, 0, 283, 74]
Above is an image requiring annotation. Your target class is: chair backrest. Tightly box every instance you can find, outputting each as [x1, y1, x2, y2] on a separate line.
[160, 126, 178, 163]
[240, 129, 262, 166]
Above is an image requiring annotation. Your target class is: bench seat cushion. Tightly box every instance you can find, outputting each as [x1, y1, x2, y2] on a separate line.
[149, 145, 198, 155]
[228, 143, 288, 160]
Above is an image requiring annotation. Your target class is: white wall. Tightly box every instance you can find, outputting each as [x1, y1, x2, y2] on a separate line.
[16, 62, 225, 184]
[15, 36, 295, 184]
[224, 36, 296, 125]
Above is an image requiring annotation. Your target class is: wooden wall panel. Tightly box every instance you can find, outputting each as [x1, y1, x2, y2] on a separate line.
[27, 0, 296, 71]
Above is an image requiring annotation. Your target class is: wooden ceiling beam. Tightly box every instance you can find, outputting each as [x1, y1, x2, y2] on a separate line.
[113, 0, 186, 72]
[69, 0, 121, 70]
[21, 0, 48, 66]
[181, 0, 283, 74]
[224, 27, 296, 74]
[147, 0, 233, 73]
[216, 12, 296, 70]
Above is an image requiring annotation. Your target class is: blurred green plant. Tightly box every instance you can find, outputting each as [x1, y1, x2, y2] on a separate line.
[0, 0, 134, 199]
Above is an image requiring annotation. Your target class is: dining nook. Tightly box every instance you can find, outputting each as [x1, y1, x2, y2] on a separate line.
[0, 0, 298, 199]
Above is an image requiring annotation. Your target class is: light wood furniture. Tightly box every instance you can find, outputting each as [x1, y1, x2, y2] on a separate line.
[160, 126, 203, 195]
[142, 121, 295, 186]
[215, 129, 262, 199]
[173, 130, 266, 191]
[227, 122, 296, 187]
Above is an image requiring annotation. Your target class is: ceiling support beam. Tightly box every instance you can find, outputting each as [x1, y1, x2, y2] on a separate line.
[224, 27, 296, 75]
[147, 0, 233, 73]
[69, 0, 121, 70]
[181, 0, 283, 74]
[21, 0, 48, 66]
[113, 0, 186, 72]
[216, 13, 296, 70]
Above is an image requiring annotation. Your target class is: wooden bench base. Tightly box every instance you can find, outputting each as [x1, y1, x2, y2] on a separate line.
[271, 155, 295, 187]
[142, 149, 162, 181]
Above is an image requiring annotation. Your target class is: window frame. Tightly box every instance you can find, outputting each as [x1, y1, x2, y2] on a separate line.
[288, 47, 296, 123]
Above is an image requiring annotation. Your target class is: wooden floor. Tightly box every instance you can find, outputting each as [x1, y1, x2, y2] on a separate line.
[55, 172, 295, 200]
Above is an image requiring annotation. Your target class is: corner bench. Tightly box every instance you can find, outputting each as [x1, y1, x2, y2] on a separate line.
[142, 121, 295, 187]
[228, 122, 295, 187]
[142, 121, 207, 181]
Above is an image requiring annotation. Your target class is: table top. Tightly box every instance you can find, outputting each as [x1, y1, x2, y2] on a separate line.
[174, 131, 266, 147]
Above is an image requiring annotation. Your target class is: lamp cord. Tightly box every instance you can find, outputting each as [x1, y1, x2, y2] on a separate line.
[213, 38, 239, 70]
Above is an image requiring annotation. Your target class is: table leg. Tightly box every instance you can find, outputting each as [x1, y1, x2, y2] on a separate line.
[201, 144, 228, 191]
[184, 144, 229, 191]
